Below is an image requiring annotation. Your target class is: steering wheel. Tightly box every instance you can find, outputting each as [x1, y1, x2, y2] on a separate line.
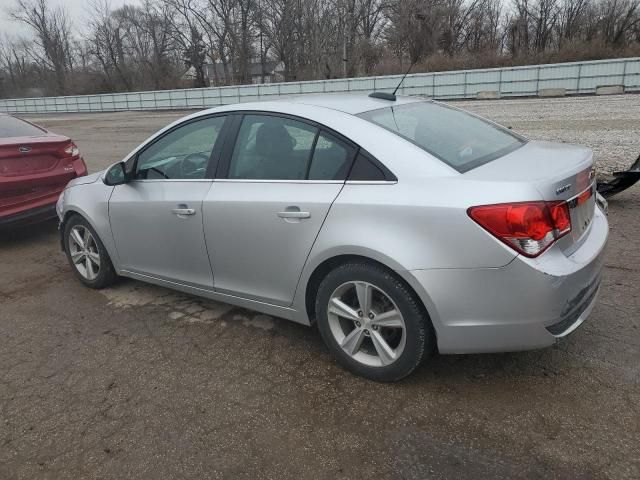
[180, 152, 210, 178]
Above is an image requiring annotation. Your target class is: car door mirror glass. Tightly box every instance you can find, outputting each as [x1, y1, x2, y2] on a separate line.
[104, 162, 127, 186]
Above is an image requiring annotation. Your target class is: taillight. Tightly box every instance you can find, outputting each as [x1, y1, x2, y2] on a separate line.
[62, 141, 80, 158]
[468, 201, 571, 257]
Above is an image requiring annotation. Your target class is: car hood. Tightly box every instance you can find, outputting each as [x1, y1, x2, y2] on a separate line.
[66, 170, 103, 188]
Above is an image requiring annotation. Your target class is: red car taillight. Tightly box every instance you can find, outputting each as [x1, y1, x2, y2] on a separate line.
[61, 141, 80, 158]
[468, 201, 571, 257]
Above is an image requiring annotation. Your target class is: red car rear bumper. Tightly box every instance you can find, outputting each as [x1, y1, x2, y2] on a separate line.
[0, 203, 58, 228]
[0, 157, 87, 228]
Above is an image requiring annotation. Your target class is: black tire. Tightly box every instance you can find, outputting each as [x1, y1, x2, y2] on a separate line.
[315, 261, 435, 382]
[63, 214, 117, 289]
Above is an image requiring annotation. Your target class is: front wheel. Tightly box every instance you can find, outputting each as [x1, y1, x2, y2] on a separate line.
[64, 215, 117, 289]
[315, 262, 435, 382]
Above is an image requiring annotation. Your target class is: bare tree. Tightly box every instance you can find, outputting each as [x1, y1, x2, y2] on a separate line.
[10, 0, 74, 94]
[259, 0, 300, 80]
[3, 0, 640, 98]
[87, 0, 135, 91]
[557, 0, 590, 47]
[598, 0, 640, 45]
[163, 0, 209, 87]
[0, 36, 38, 96]
[117, 1, 179, 89]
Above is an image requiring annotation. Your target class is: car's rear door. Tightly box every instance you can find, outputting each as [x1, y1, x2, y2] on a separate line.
[108, 115, 228, 289]
[203, 113, 356, 306]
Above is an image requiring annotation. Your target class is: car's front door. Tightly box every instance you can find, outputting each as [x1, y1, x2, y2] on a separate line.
[109, 115, 228, 288]
[203, 113, 356, 306]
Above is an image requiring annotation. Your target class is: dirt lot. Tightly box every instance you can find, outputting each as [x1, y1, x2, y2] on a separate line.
[1, 95, 639, 479]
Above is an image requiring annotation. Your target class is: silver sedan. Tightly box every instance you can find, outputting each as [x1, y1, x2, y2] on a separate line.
[57, 94, 608, 381]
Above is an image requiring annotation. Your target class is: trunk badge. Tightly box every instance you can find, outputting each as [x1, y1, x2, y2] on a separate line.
[18, 146, 32, 153]
[556, 184, 571, 195]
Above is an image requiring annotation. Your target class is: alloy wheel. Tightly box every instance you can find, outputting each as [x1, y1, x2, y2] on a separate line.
[68, 225, 101, 281]
[327, 281, 406, 367]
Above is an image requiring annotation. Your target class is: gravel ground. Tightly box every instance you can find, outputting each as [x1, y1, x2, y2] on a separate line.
[0, 95, 638, 479]
[457, 94, 640, 174]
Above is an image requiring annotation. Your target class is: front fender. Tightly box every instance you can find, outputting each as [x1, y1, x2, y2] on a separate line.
[60, 182, 118, 270]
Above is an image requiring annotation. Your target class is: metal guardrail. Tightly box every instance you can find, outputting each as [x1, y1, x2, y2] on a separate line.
[0, 57, 638, 114]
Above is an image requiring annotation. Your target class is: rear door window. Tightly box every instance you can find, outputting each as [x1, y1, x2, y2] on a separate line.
[307, 132, 354, 180]
[229, 115, 318, 180]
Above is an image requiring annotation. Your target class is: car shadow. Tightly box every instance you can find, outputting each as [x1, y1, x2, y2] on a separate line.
[108, 275, 565, 385]
[401, 344, 570, 388]
[0, 218, 59, 247]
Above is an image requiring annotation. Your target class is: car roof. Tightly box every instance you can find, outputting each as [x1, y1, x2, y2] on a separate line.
[278, 93, 424, 115]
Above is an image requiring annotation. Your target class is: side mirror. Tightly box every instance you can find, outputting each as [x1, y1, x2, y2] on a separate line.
[104, 162, 127, 186]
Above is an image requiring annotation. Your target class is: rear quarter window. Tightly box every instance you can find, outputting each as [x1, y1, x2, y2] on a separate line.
[348, 152, 386, 181]
[0, 115, 46, 138]
[358, 101, 525, 173]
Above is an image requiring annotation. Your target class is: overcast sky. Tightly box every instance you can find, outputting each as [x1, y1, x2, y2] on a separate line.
[1, 0, 138, 38]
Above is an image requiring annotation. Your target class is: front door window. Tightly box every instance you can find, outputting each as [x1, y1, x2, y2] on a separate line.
[134, 116, 226, 180]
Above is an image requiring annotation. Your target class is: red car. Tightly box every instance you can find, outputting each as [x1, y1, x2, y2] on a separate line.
[0, 113, 87, 227]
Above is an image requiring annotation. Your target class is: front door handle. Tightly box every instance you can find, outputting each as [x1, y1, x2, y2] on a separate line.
[277, 206, 311, 223]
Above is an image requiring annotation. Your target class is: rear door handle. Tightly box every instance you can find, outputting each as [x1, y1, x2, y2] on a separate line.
[277, 211, 311, 219]
[172, 207, 196, 217]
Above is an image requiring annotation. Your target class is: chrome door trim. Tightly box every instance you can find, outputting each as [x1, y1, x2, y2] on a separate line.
[213, 179, 345, 184]
[345, 180, 398, 185]
[128, 179, 215, 183]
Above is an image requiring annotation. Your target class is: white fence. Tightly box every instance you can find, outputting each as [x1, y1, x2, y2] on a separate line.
[1, 57, 638, 114]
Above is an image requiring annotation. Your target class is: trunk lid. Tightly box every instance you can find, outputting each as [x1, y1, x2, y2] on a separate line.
[0, 137, 67, 175]
[466, 141, 596, 254]
[0, 136, 79, 213]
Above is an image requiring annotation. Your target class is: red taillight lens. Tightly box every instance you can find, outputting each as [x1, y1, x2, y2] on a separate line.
[61, 141, 80, 158]
[468, 201, 571, 257]
[549, 202, 571, 235]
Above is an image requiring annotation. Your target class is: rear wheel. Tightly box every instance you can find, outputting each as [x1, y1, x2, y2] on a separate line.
[315, 262, 435, 382]
[64, 215, 117, 289]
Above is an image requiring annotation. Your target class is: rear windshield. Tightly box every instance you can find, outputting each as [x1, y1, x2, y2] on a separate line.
[358, 101, 524, 172]
[0, 115, 46, 138]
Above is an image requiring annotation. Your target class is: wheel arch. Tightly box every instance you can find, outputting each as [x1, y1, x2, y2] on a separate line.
[59, 208, 89, 251]
[301, 253, 439, 341]
[59, 207, 120, 270]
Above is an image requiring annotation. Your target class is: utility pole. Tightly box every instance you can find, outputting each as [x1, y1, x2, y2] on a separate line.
[259, 0, 266, 84]
[342, 37, 347, 78]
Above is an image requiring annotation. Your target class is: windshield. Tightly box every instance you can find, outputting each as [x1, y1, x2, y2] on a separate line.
[358, 101, 525, 172]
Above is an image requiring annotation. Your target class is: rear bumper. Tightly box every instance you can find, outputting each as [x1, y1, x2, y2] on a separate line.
[406, 205, 609, 354]
[0, 203, 57, 228]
